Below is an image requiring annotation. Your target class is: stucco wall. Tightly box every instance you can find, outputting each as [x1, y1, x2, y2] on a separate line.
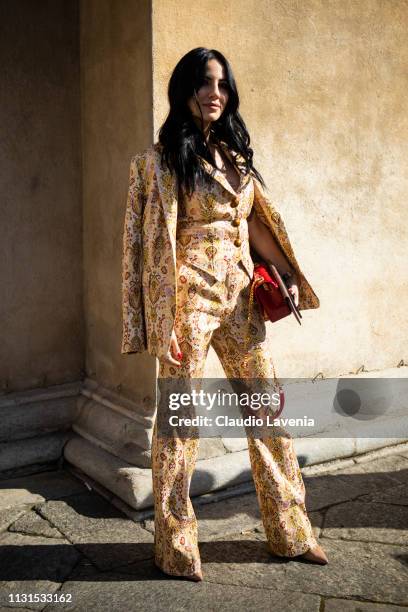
[0, 0, 83, 392]
[152, 0, 408, 378]
[81, 0, 156, 405]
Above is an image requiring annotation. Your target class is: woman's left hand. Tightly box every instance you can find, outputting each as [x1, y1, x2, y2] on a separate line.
[287, 275, 299, 307]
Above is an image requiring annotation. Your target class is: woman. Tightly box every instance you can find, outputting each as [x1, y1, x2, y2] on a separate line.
[122, 47, 328, 581]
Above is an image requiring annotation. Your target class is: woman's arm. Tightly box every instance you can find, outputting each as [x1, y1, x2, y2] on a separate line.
[247, 207, 300, 306]
[246, 176, 320, 311]
[248, 208, 295, 276]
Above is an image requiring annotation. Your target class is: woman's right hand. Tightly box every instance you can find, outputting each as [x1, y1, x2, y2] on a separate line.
[160, 328, 183, 367]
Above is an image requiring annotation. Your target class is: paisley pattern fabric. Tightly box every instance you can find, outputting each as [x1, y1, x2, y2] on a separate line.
[121, 142, 320, 360]
[176, 145, 255, 283]
[152, 260, 318, 578]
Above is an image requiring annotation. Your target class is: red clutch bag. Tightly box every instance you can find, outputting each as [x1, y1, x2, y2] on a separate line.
[252, 262, 302, 325]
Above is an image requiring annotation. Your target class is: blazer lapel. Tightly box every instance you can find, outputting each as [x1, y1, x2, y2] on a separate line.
[196, 142, 252, 197]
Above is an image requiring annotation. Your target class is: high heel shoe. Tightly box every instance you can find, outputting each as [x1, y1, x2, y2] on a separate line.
[187, 570, 203, 582]
[154, 561, 203, 581]
[300, 543, 329, 565]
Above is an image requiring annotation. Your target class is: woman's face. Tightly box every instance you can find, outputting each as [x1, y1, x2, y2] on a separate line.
[187, 59, 229, 128]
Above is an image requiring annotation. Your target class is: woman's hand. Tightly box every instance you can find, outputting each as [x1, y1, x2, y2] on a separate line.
[160, 328, 183, 367]
[287, 273, 299, 306]
[287, 274, 299, 307]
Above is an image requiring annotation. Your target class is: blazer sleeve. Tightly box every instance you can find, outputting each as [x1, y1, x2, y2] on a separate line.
[121, 155, 148, 354]
[251, 176, 320, 310]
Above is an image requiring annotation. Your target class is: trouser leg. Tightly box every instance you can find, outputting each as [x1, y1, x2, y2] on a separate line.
[211, 263, 318, 557]
[151, 416, 202, 577]
[152, 265, 218, 577]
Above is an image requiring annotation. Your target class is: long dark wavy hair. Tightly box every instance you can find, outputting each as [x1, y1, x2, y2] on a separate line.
[158, 47, 266, 197]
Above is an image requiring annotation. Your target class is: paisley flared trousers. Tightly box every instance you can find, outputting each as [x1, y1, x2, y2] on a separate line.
[152, 258, 318, 578]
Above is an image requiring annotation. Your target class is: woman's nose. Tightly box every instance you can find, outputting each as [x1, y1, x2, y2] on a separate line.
[209, 82, 221, 98]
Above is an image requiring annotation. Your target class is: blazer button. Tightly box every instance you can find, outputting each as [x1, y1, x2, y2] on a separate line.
[231, 218, 240, 227]
[230, 198, 239, 208]
[234, 238, 242, 247]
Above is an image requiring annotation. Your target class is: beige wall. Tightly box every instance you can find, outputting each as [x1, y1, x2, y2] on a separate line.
[0, 0, 83, 392]
[2, 0, 406, 399]
[81, 0, 156, 406]
[152, 0, 408, 378]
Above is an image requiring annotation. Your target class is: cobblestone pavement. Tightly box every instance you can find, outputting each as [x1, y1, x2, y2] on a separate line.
[0, 443, 407, 611]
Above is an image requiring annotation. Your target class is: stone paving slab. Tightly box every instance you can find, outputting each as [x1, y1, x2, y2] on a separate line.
[0, 451, 407, 611]
[0, 506, 29, 533]
[0, 608, 34, 611]
[303, 454, 408, 511]
[303, 473, 396, 512]
[0, 489, 44, 512]
[0, 471, 87, 511]
[193, 491, 262, 541]
[43, 558, 321, 612]
[9, 509, 64, 539]
[199, 534, 408, 606]
[324, 598, 408, 611]
[359, 483, 408, 506]
[34, 492, 153, 571]
[0, 532, 80, 609]
[329, 454, 408, 484]
[322, 500, 408, 545]
[0, 607, 34, 611]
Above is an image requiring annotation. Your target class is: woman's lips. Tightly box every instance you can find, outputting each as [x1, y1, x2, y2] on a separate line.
[204, 103, 221, 109]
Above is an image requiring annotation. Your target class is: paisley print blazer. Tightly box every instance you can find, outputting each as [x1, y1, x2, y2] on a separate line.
[121, 142, 320, 360]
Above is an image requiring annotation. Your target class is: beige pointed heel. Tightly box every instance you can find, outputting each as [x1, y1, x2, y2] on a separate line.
[300, 543, 329, 565]
[154, 561, 203, 581]
[188, 570, 203, 582]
